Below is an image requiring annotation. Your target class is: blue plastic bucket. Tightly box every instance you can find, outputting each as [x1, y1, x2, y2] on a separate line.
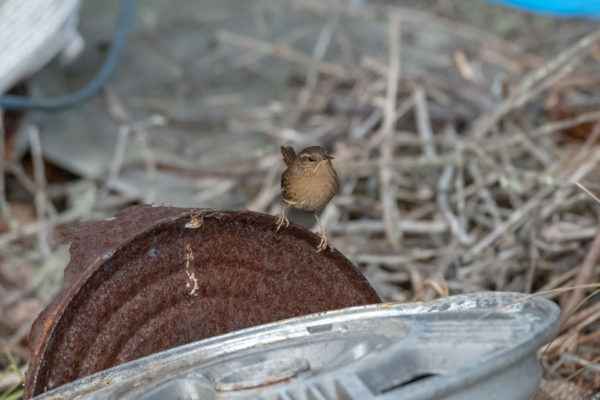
[485, 0, 600, 18]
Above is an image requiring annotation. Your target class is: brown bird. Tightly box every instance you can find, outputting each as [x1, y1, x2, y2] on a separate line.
[276, 145, 338, 252]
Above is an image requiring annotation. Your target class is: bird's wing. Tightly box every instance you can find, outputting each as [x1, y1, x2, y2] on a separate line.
[280, 146, 296, 167]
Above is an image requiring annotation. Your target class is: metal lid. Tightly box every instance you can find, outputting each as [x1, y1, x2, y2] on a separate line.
[31, 292, 559, 400]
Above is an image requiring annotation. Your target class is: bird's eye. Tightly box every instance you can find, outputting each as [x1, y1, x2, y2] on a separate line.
[307, 156, 315, 162]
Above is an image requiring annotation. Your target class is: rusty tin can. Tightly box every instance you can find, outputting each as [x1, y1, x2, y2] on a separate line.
[25, 205, 380, 398]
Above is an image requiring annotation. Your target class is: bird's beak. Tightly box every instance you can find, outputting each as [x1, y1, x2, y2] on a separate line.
[325, 155, 334, 160]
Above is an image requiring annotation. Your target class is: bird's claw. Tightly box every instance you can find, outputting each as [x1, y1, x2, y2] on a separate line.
[275, 212, 289, 232]
[316, 234, 328, 252]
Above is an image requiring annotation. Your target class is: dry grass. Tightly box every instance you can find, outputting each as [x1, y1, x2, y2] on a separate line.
[1, 0, 600, 397]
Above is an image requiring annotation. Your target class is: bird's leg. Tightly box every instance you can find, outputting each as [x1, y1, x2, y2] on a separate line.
[314, 213, 328, 252]
[275, 204, 289, 231]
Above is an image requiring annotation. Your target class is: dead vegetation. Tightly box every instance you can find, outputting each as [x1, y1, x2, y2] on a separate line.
[1, 0, 600, 397]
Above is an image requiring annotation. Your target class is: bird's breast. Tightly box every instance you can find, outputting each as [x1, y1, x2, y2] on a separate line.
[282, 167, 338, 212]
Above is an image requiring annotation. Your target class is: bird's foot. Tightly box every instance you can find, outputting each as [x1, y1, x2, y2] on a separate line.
[275, 210, 290, 232]
[316, 231, 328, 252]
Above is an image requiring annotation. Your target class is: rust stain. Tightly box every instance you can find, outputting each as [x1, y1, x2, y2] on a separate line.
[24, 205, 380, 399]
[132, 377, 152, 388]
[185, 213, 204, 229]
[184, 243, 199, 296]
[33, 309, 59, 357]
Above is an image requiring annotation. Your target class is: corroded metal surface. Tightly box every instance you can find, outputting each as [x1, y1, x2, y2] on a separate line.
[25, 205, 380, 398]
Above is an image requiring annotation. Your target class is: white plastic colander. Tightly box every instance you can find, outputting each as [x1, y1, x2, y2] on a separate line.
[0, 0, 82, 94]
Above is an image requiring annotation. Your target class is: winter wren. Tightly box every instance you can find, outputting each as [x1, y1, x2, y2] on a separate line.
[276, 145, 338, 252]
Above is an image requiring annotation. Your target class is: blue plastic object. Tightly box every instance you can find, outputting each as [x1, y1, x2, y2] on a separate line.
[485, 0, 600, 18]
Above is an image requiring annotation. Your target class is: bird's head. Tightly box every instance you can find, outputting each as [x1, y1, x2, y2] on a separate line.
[295, 146, 334, 171]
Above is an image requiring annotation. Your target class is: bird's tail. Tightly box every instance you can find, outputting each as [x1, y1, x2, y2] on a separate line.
[280, 146, 297, 167]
